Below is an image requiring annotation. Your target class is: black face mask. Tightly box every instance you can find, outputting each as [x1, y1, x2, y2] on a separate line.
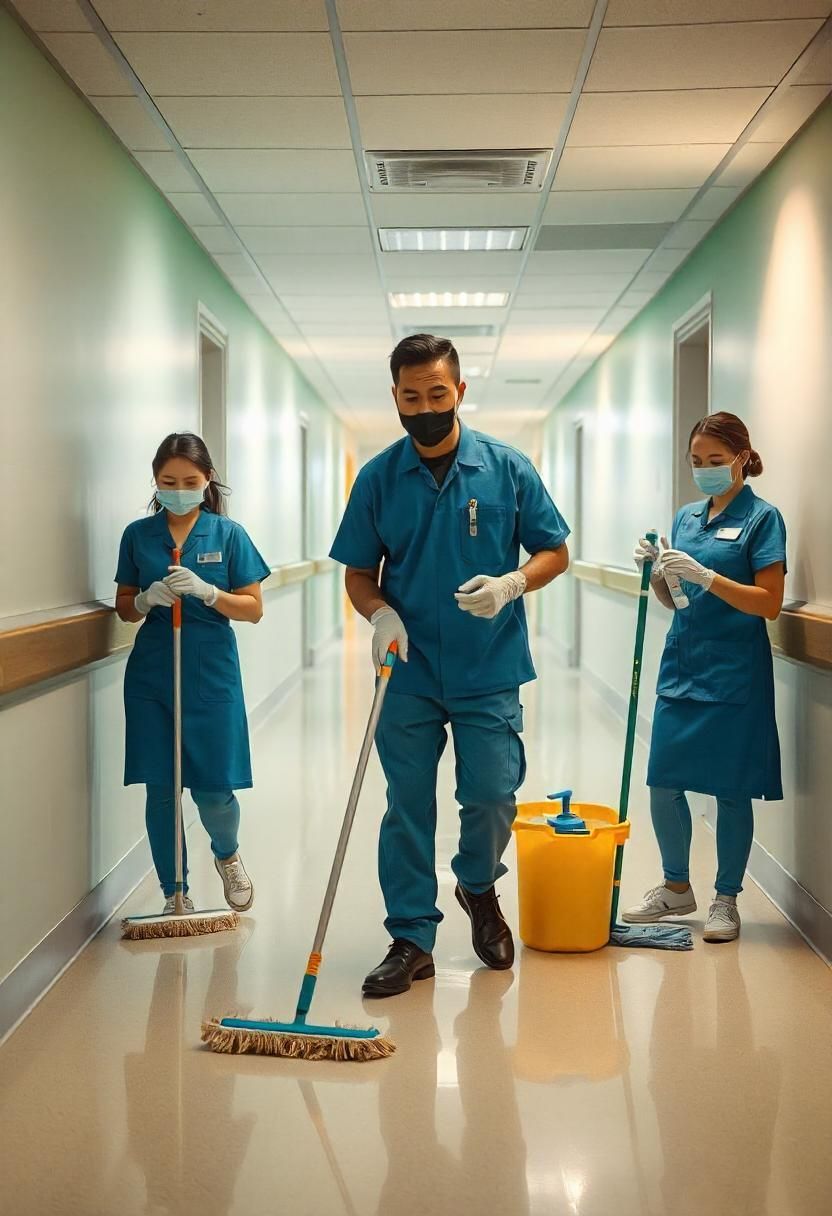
[398, 405, 457, 448]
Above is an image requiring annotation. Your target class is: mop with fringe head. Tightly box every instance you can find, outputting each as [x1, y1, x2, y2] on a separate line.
[122, 548, 241, 942]
[202, 645, 399, 1061]
[609, 530, 693, 951]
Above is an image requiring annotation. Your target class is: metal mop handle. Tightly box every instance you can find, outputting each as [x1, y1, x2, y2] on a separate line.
[172, 548, 186, 916]
[609, 530, 657, 928]
[293, 643, 398, 1023]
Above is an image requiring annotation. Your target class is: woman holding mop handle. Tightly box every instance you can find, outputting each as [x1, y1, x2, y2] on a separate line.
[116, 433, 270, 916]
[624, 412, 786, 942]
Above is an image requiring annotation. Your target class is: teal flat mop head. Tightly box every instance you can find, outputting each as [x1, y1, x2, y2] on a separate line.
[201, 1016, 394, 1062]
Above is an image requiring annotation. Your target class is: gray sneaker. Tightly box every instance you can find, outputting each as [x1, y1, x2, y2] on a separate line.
[622, 883, 697, 923]
[215, 853, 254, 911]
[703, 897, 741, 942]
[163, 894, 195, 915]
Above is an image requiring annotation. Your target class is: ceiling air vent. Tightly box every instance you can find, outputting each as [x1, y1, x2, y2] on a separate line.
[366, 149, 552, 192]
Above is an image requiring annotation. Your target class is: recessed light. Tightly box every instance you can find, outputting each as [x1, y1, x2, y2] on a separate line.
[389, 291, 509, 309]
[379, 227, 527, 253]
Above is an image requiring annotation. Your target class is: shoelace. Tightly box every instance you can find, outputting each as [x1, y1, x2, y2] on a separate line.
[644, 885, 674, 905]
[709, 901, 738, 923]
[222, 860, 249, 892]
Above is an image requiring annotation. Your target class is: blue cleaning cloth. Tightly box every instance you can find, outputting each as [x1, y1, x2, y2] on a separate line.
[610, 923, 693, 951]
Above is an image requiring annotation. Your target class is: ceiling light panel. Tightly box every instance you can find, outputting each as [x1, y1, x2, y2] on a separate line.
[390, 292, 509, 308]
[379, 227, 527, 252]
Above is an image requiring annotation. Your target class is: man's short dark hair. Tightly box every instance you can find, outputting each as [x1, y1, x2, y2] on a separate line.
[389, 333, 460, 386]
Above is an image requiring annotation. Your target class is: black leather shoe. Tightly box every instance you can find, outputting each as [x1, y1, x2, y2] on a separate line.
[455, 883, 515, 970]
[362, 939, 435, 999]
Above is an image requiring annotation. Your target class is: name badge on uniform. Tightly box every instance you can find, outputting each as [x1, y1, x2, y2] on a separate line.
[197, 551, 223, 563]
[716, 528, 742, 541]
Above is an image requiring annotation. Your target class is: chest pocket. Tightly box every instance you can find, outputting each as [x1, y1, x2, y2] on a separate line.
[459, 504, 510, 569]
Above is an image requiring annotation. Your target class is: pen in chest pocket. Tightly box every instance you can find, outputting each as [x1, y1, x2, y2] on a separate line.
[468, 498, 478, 537]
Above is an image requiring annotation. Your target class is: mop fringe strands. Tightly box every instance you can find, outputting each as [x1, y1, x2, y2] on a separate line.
[122, 548, 241, 942]
[203, 646, 400, 1061]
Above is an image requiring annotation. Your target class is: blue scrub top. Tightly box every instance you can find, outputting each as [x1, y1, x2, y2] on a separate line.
[330, 426, 570, 699]
[115, 508, 271, 790]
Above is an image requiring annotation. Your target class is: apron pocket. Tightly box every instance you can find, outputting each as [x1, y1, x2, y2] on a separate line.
[696, 640, 753, 705]
[656, 636, 681, 698]
[125, 636, 170, 701]
[198, 641, 238, 703]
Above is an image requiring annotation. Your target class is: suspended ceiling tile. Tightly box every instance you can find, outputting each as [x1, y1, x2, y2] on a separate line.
[717, 141, 783, 185]
[215, 193, 368, 225]
[620, 288, 655, 305]
[113, 33, 340, 96]
[226, 274, 271, 296]
[554, 144, 730, 190]
[191, 226, 240, 254]
[647, 247, 691, 271]
[393, 309, 506, 331]
[95, 1, 329, 31]
[750, 85, 832, 142]
[157, 97, 350, 149]
[299, 321, 393, 336]
[236, 227, 373, 254]
[536, 221, 672, 249]
[370, 194, 540, 226]
[606, 1, 831, 22]
[586, 21, 825, 91]
[355, 94, 570, 151]
[510, 307, 610, 327]
[39, 33, 133, 94]
[133, 150, 196, 191]
[526, 249, 651, 273]
[569, 88, 771, 147]
[344, 30, 586, 95]
[213, 253, 255, 277]
[499, 333, 594, 361]
[10, 2, 90, 31]
[663, 219, 716, 249]
[186, 150, 361, 193]
[543, 187, 697, 224]
[381, 252, 523, 278]
[514, 288, 622, 306]
[518, 272, 635, 294]
[629, 268, 674, 291]
[337, 0, 595, 29]
[165, 192, 220, 225]
[87, 95, 168, 150]
[281, 295, 389, 321]
[687, 185, 744, 220]
[256, 254, 379, 278]
[794, 32, 832, 85]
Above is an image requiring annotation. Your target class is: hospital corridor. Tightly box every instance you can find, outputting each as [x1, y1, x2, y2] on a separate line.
[1, 4, 831, 1216]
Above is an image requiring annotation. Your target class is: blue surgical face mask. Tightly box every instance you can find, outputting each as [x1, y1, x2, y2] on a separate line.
[155, 487, 206, 515]
[691, 457, 739, 497]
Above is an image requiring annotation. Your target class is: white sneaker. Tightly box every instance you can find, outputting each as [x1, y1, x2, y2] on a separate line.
[215, 853, 254, 911]
[622, 883, 697, 923]
[704, 896, 741, 942]
[163, 894, 195, 915]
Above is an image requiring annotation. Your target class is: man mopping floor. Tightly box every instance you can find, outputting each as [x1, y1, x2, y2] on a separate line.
[330, 334, 571, 996]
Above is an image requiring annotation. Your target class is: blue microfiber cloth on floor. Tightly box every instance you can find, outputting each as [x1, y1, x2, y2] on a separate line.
[610, 923, 693, 950]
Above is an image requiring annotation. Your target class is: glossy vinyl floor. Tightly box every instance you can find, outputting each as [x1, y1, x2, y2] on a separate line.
[1, 638, 830, 1216]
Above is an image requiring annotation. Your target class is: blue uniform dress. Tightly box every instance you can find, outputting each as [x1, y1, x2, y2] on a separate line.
[647, 485, 787, 801]
[115, 508, 270, 793]
[330, 426, 570, 951]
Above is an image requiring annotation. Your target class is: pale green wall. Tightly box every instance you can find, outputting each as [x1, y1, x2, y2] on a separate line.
[0, 11, 345, 980]
[541, 102, 832, 916]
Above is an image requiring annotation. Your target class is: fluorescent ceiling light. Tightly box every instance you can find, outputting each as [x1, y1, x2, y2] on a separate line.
[379, 227, 527, 253]
[389, 292, 509, 309]
[463, 366, 490, 379]
[459, 402, 479, 413]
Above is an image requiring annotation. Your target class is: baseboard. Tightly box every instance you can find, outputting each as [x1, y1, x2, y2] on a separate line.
[247, 665, 302, 733]
[701, 806, 832, 966]
[581, 663, 653, 746]
[0, 833, 153, 1045]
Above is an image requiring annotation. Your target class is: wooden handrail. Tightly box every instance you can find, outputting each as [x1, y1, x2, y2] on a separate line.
[0, 558, 338, 696]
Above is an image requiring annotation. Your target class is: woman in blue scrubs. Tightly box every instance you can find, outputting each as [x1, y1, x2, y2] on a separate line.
[115, 433, 270, 916]
[623, 412, 786, 942]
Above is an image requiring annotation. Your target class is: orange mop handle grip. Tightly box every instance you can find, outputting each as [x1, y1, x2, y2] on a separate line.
[172, 547, 182, 628]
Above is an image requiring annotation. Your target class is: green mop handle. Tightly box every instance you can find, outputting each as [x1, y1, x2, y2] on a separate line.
[293, 644, 398, 1023]
[609, 530, 657, 928]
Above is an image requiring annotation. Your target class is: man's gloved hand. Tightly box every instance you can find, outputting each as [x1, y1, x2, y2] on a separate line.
[454, 571, 528, 620]
[634, 536, 668, 583]
[658, 549, 716, 590]
[370, 606, 409, 668]
[164, 565, 219, 606]
[134, 581, 178, 616]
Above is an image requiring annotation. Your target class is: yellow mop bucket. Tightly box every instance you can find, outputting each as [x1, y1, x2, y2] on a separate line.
[512, 790, 629, 953]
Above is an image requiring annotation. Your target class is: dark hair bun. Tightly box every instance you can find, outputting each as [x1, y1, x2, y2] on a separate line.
[745, 450, 763, 478]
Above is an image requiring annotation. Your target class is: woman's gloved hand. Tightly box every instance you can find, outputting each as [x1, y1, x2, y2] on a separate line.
[455, 571, 528, 620]
[370, 606, 409, 668]
[164, 565, 219, 606]
[134, 581, 178, 616]
[634, 536, 668, 583]
[658, 549, 716, 590]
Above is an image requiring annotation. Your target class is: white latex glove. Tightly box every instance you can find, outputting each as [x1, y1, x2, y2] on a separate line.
[658, 549, 715, 590]
[134, 580, 178, 616]
[634, 536, 669, 584]
[455, 571, 528, 620]
[164, 565, 219, 606]
[370, 607, 409, 668]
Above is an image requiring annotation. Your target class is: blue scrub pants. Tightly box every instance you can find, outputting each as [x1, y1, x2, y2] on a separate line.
[650, 787, 754, 897]
[145, 785, 240, 897]
[374, 689, 526, 953]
